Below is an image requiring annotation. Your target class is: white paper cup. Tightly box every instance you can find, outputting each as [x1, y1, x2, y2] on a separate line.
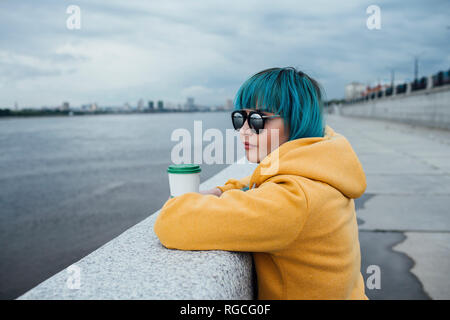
[167, 164, 201, 198]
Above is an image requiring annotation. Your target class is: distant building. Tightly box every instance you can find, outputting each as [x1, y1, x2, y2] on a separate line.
[364, 83, 390, 96]
[148, 101, 154, 110]
[185, 97, 195, 111]
[90, 103, 98, 111]
[61, 102, 70, 111]
[345, 82, 366, 101]
[137, 99, 145, 111]
[157, 100, 164, 110]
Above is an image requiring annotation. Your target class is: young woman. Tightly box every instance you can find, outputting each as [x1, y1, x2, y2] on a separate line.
[154, 67, 368, 300]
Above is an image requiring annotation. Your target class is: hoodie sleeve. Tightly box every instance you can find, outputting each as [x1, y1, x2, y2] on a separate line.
[215, 174, 252, 193]
[154, 175, 309, 252]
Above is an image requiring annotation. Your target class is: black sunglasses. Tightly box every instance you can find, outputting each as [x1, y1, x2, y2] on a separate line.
[231, 110, 281, 134]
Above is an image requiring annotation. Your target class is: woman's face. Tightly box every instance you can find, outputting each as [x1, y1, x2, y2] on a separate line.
[239, 108, 290, 163]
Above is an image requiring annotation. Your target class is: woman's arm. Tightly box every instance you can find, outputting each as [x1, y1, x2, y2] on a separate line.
[154, 175, 309, 253]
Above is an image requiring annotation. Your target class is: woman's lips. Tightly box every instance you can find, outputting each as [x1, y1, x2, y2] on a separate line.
[244, 142, 256, 150]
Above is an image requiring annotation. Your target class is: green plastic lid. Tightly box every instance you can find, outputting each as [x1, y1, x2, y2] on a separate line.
[167, 164, 201, 174]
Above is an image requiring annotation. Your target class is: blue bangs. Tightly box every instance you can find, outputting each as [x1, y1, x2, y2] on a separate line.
[233, 67, 326, 140]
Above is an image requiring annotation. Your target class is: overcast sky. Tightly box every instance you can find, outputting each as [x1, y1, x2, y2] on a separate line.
[0, 0, 449, 108]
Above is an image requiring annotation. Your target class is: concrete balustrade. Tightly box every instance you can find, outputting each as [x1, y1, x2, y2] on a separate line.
[339, 85, 450, 130]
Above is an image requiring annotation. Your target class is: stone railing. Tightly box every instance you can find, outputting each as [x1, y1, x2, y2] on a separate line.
[339, 85, 450, 130]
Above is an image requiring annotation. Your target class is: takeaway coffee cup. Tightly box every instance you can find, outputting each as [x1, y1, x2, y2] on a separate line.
[167, 164, 201, 198]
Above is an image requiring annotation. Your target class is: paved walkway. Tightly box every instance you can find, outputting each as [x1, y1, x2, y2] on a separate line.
[326, 113, 450, 299]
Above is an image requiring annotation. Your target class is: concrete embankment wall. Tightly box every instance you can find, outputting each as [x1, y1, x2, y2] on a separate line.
[339, 86, 450, 130]
[18, 160, 258, 300]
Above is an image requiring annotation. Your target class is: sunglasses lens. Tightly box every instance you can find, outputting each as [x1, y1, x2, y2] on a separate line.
[249, 113, 264, 132]
[232, 112, 245, 130]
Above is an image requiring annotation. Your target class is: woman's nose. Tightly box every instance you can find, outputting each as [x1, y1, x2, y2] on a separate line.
[239, 119, 253, 135]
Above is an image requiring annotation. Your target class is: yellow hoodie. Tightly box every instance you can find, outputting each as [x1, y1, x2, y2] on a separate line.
[154, 125, 368, 300]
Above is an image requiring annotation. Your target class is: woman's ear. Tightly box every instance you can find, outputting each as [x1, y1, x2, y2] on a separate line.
[284, 120, 291, 141]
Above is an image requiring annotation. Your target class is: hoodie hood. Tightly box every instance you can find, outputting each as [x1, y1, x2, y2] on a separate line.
[249, 125, 367, 199]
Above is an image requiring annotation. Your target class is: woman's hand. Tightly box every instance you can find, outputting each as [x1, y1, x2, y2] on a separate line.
[167, 187, 222, 201]
[199, 187, 223, 197]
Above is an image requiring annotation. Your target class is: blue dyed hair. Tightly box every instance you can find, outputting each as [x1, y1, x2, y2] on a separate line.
[233, 67, 326, 140]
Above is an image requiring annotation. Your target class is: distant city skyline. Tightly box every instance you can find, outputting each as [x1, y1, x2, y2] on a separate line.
[6, 96, 235, 111]
[6, 95, 235, 112]
[0, 0, 449, 108]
